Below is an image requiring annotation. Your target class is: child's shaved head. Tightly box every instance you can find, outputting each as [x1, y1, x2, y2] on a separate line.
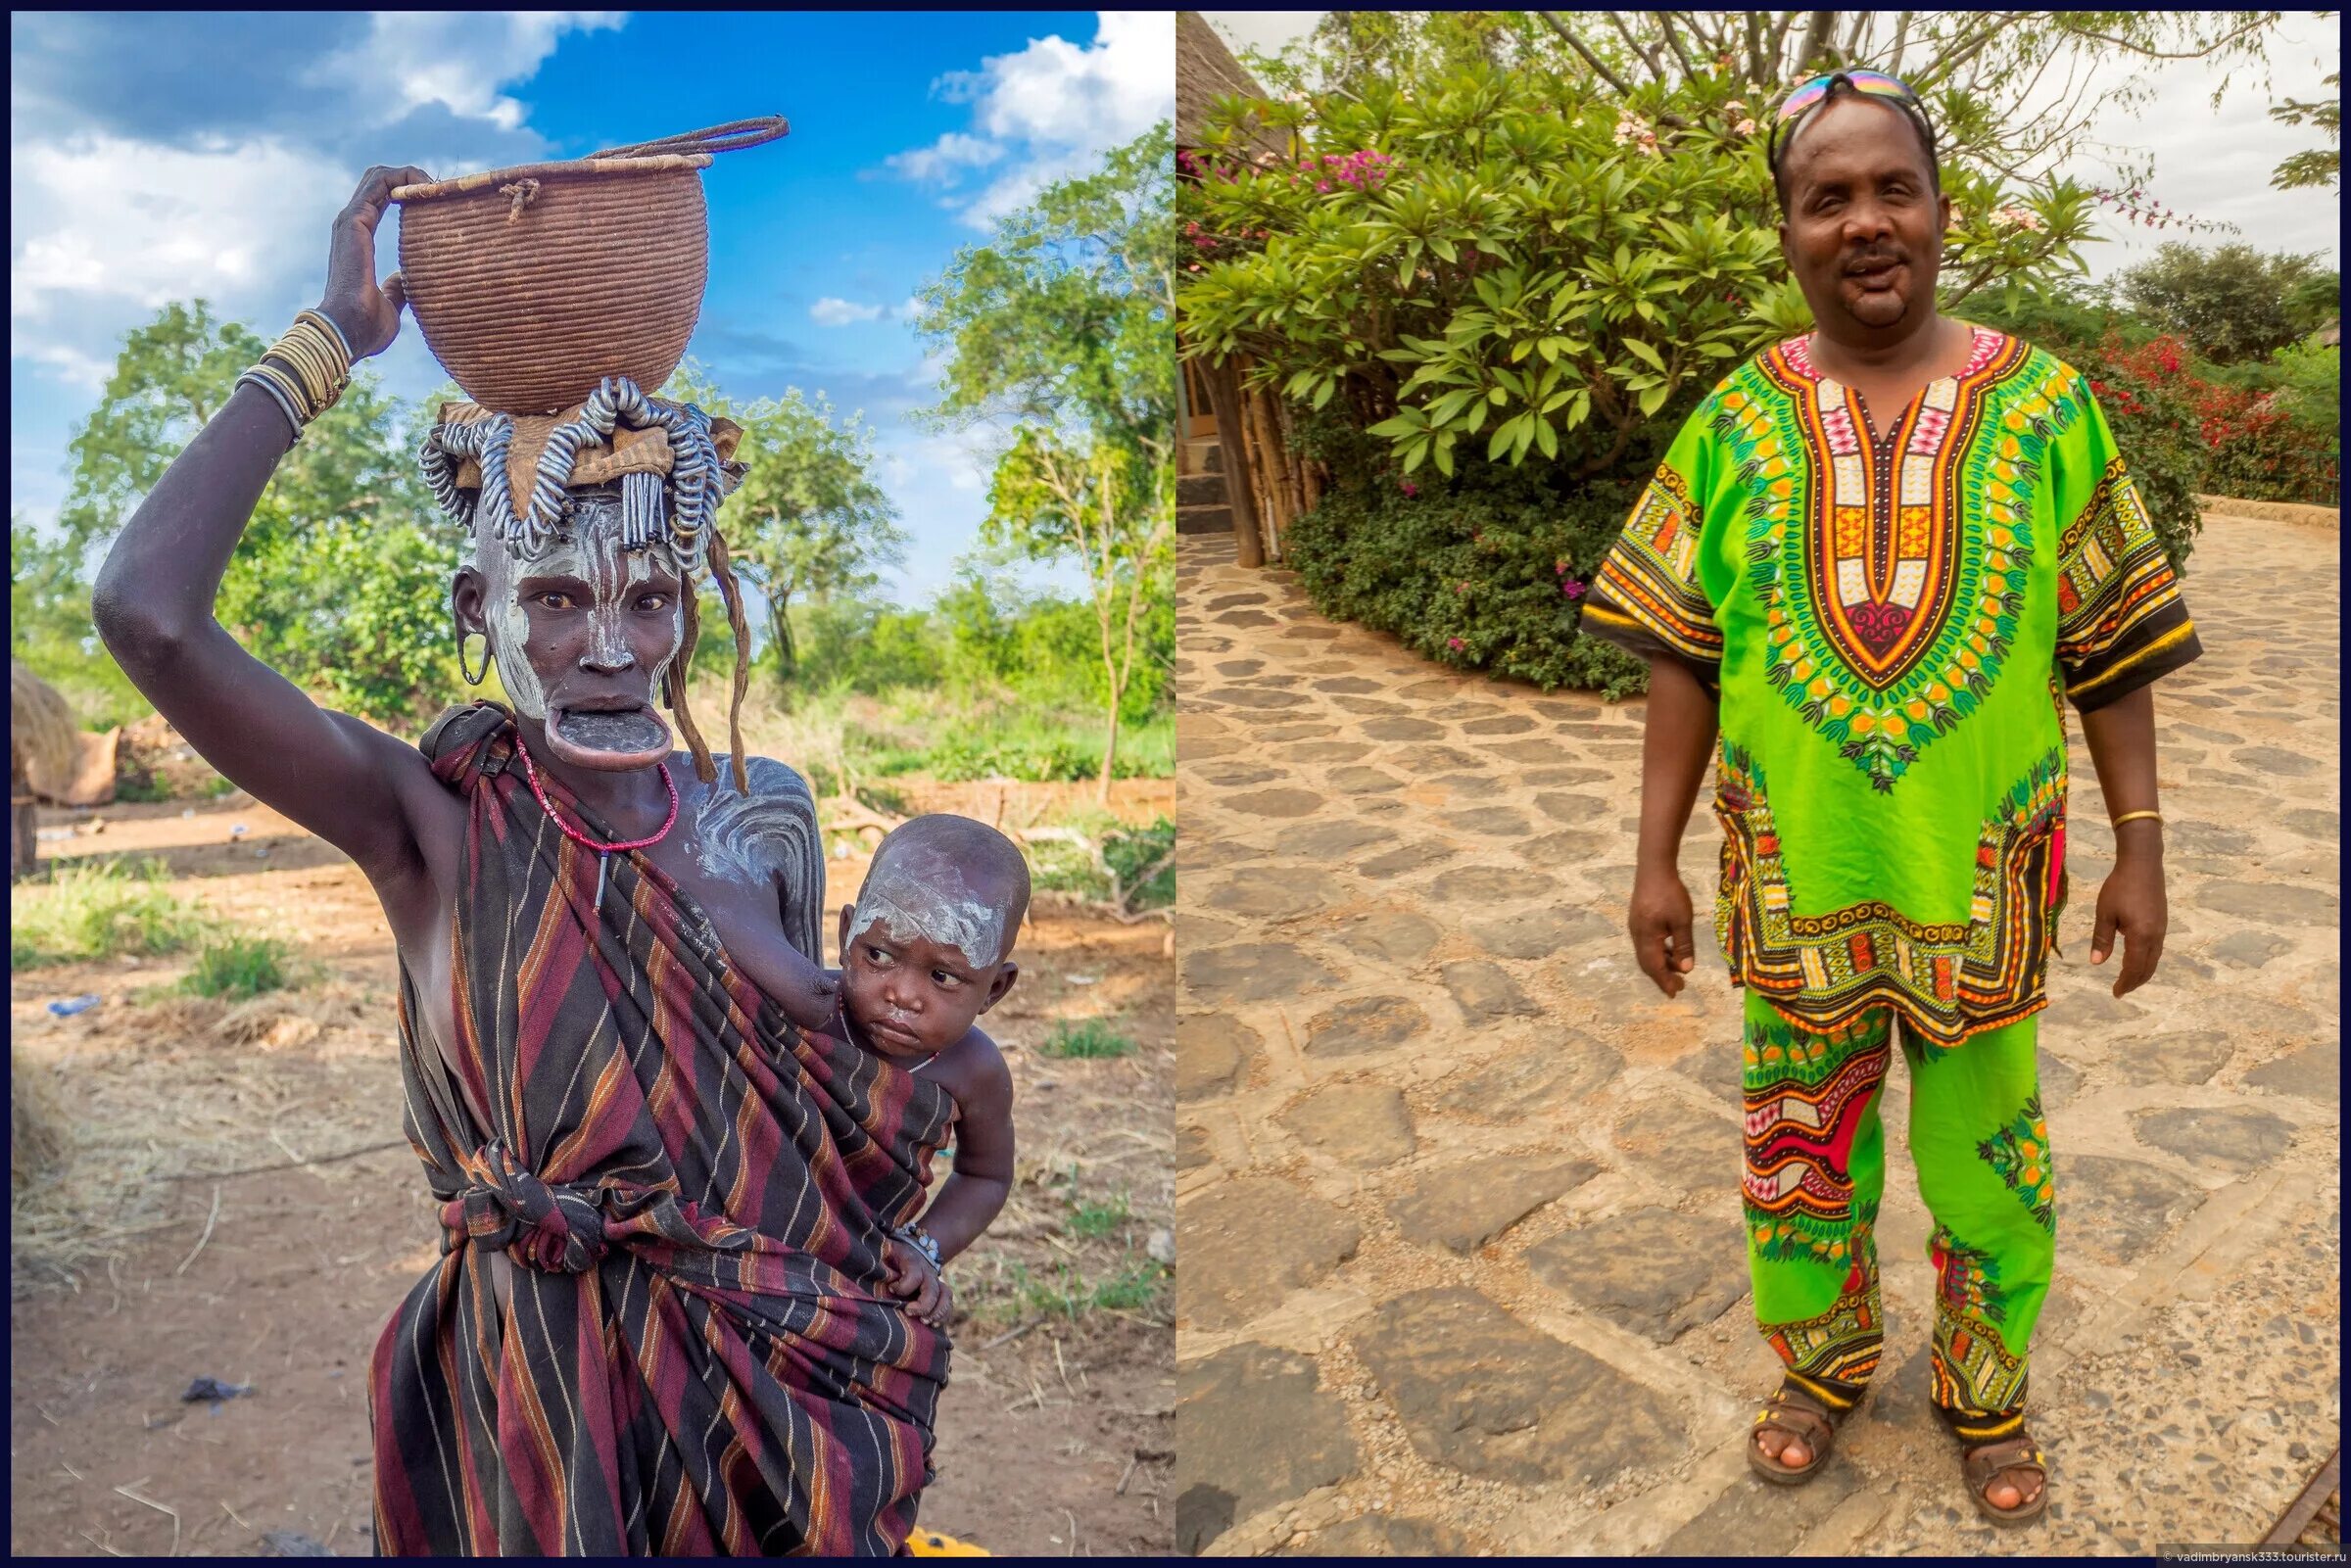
[847, 815, 1032, 971]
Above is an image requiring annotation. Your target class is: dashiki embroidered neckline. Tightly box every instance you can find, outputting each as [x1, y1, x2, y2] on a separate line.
[1720, 327, 2064, 791]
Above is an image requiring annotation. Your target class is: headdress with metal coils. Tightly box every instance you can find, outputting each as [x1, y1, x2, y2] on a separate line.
[419, 374, 759, 791]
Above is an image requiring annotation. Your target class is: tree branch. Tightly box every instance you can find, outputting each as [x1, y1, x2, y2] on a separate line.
[1604, 9, 1667, 82]
[1889, 10, 1915, 74]
[1797, 11, 1841, 72]
[1766, 11, 1803, 80]
[1841, 10, 1870, 62]
[1540, 11, 1639, 97]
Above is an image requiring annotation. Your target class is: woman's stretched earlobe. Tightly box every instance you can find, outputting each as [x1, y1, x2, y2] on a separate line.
[456, 620, 489, 687]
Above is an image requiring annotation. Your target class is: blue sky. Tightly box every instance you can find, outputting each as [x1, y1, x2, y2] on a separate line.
[11, 11, 1174, 603]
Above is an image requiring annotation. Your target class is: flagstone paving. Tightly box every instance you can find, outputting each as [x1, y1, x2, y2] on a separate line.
[1173, 510, 2340, 1556]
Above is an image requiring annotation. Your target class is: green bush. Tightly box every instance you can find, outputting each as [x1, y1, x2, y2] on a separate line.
[1102, 816, 1175, 910]
[1284, 415, 1653, 695]
[1037, 1018, 1135, 1060]
[1182, 57, 2125, 695]
[11, 857, 213, 968]
[180, 934, 298, 1000]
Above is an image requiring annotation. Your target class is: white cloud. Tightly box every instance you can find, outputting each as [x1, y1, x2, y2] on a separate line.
[883, 11, 1176, 229]
[882, 131, 1006, 184]
[307, 11, 625, 133]
[894, 295, 925, 323]
[810, 297, 887, 326]
[11, 132, 355, 327]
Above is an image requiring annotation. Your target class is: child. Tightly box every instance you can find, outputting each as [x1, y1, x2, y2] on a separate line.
[832, 814, 1026, 1329]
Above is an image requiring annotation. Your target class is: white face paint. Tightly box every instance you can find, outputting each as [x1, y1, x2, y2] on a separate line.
[847, 842, 1009, 973]
[471, 496, 685, 722]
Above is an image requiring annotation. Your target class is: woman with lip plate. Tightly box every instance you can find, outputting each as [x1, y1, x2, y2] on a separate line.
[92, 167, 962, 1556]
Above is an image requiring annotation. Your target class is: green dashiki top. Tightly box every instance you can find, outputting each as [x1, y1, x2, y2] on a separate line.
[1586, 326, 2202, 1048]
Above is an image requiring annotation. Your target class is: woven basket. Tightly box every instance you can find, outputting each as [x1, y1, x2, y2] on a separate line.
[392, 119, 786, 415]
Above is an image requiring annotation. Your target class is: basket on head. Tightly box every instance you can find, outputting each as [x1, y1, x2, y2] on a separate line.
[391, 118, 787, 416]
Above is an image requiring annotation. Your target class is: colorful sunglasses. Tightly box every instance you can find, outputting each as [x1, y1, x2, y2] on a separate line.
[1766, 70, 1936, 170]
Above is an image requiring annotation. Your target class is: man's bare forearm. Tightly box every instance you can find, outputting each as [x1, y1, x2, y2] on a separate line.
[1637, 656, 1721, 871]
[2077, 685, 2164, 864]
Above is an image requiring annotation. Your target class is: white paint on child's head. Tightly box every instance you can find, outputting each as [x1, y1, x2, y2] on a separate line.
[847, 843, 1007, 972]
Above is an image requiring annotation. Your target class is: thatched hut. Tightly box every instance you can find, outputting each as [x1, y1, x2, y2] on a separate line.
[1176, 12, 1319, 570]
[11, 661, 78, 880]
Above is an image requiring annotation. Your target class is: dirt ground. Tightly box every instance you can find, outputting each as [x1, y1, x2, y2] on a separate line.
[10, 782, 1174, 1558]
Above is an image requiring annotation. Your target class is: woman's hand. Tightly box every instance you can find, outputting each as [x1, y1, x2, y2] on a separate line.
[318, 166, 430, 360]
[882, 1237, 952, 1327]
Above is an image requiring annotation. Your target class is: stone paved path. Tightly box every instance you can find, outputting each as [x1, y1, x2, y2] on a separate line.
[1173, 510, 2340, 1556]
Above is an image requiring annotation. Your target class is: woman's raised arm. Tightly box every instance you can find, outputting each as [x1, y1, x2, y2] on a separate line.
[91, 166, 445, 879]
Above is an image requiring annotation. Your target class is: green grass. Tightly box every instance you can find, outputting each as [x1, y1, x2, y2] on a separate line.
[1007, 1258, 1169, 1319]
[1067, 1192, 1132, 1241]
[9, 857, 215, 968]
[179, 934, 299, 1000]
[1038, 1018, 1135, 1060]
[113, 774, 173, 804]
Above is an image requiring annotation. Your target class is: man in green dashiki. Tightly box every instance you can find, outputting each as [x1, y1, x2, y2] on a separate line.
[1584, 71, 2199, 1528]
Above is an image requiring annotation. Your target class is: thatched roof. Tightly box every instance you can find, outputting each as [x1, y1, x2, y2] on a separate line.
[1177, 11, 1287, 159]
[11, 660, 76, 784]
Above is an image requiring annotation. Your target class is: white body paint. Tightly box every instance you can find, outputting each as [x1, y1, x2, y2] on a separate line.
[689, 754, 829, 963]
[847, 843, 1008, 972]
[472, 499, 685, 720]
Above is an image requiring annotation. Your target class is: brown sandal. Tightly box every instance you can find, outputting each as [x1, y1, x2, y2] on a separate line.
[1961, 1433, 2049, 1527]
[1748, 1384, 1843, 1485]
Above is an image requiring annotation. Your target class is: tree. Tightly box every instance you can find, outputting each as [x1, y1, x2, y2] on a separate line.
[1251, 11, 2282, 206]
[1180, 15, 2263, 692]
[916, 123, 1178, 799]
[663, 362, 906, 695]
[42, 300, 457, 729]
[2116, 243, 2336, 363]
[2270, 69, 2340, 190]
[981, 429, 1172, 794]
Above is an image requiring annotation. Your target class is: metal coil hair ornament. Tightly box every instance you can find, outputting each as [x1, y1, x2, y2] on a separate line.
[416, 374, 725, 573]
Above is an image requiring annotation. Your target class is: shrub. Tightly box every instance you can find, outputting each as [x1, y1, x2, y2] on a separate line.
[180, 934, 298, 1000]
[1183, 60, 2106, 694]
[1283, 415, 1652, 695]
[1037, 1018, 1135, 1060]
[11, 857, 212, 968]
[1102, 816, 1175, 910]
[2105, 334, 2337, 509]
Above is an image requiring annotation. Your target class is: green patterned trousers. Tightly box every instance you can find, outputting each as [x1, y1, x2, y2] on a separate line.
[1741, 991, 2055, 1444]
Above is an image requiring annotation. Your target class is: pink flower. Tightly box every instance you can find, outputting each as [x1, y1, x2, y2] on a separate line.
[1561, 580, 1587, 599]
[1400, 480, 1419, 497]
[1734, 118, 1757, 136]
[1447, 637, 1466, 651]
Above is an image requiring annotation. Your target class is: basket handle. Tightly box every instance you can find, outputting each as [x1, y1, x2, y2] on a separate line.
[588, 117, 789, 161]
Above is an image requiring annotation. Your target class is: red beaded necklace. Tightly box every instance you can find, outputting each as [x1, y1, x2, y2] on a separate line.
[513, 735, 679, 905]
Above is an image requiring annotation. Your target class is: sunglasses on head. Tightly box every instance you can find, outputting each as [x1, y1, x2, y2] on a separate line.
[1765, 70, 1935, 171]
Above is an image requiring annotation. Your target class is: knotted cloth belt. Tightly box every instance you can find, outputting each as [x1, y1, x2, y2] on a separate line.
[444, 1140, 615, 1273]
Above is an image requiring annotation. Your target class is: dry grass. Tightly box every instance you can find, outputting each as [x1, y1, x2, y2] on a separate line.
[11, 1045, 71, 1186]
[10, 980, 403, 1292]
